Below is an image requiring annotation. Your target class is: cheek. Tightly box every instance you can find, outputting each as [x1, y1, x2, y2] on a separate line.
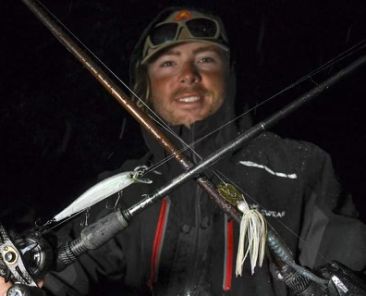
[149, 77, 175, 119]
[206, 72, 227, 107]
[149, 76, 169, 104]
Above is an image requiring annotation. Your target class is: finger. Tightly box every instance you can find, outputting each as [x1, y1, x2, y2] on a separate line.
[0, 277, 12, 296]
[37, 279, 44, 288]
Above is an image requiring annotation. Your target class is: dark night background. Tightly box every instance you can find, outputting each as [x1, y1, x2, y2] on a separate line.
[1, 0, 366, 231]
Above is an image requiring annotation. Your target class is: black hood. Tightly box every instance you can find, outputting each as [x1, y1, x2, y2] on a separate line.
[129, 7, 252, 174]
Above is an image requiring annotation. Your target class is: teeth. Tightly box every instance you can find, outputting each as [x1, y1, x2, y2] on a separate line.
[178, 96, 200, 103]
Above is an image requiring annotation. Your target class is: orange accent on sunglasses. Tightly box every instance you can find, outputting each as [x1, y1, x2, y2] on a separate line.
[175, 10, 192, 21]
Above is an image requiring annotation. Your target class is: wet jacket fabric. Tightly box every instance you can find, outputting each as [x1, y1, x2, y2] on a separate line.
[44, 103, 366, 296]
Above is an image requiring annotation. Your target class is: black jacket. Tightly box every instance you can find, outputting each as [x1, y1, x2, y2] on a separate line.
[44, 103, 366, 296]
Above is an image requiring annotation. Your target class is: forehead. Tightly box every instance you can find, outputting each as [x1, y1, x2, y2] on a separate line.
[150, 41, 228, 61]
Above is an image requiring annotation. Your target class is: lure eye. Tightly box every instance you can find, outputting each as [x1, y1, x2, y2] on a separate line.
[217, 182, 242, 206]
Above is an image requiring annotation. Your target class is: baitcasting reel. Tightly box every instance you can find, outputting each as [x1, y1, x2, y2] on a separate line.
[0, 224, 53, 290]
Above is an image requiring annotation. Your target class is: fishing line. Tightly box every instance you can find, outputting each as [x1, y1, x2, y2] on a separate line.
[37, 1, 366, 251]
[186, 39, 366, 148]
[35, 0, 202, 168]
[138, 36, 366, 204]
[38, 211, 84, 233]
[141, 38, 366, 175]
[40, 0, 366, 181]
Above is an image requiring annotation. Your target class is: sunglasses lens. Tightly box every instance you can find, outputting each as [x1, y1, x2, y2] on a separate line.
[150, 23, 178, 45]
[186, 19, 217, 37]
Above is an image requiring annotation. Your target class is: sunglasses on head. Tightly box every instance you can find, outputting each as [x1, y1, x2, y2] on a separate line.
[141, 11, 229, 64]
[148, 18, 220, 47]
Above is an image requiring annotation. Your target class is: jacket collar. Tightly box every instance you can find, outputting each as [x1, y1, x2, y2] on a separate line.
[142, 97, 252, 172]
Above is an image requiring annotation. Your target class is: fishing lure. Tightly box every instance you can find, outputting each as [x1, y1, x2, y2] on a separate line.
[218, 182, 267, 276]
[217, 182, 242, 206]
[51, 167, 152, 223]
[236, 197, 267, 276]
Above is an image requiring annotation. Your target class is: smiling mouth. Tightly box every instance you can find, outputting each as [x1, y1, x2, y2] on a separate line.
[177, 95, 201, 103]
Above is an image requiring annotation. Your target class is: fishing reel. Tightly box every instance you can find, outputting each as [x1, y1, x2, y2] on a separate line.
[0, 206, 130, 296]
[277, 261, 366, 296]
[317, 262, 366, 296]
[0, 224, 53, 290]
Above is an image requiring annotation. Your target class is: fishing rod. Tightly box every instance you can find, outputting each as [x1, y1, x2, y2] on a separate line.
[20, 0, 237, 221]
[2, 54, 366, 293]
[52, 52, 366, 274]
[49, 51, 366, 278]
[1, 0, 365, 295]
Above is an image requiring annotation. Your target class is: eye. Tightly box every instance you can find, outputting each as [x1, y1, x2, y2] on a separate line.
[159, 60, 175, 68]
[198, 56, 215, 64]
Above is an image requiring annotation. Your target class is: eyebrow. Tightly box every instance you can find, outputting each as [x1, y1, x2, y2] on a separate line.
[162, 48, 181, 56]
[149, 44, 229, 65]
[193, 45, 225, 55]
[162, 45, 225, 56]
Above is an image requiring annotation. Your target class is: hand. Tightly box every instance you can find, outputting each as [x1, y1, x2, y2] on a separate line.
[0, 277, 44, 296]
[0, 277, 12, 296]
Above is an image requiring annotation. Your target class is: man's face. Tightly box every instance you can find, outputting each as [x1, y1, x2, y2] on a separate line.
[147, 42, 229, 127]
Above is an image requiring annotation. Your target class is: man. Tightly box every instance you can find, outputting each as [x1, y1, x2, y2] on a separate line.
[2, 7, 366, 296]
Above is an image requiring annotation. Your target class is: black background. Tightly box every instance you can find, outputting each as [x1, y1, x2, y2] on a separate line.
[1, 0, 366, 230]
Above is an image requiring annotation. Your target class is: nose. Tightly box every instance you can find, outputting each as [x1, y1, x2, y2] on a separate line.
[179, 62, 201, 84]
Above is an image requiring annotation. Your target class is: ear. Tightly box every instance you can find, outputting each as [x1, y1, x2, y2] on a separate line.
[132, 64, 151, 110]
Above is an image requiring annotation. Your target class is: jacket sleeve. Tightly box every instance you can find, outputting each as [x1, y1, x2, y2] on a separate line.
[298, 145, 366, 271]
[42, 157, 152, 296]
[42, 209, 127, 296]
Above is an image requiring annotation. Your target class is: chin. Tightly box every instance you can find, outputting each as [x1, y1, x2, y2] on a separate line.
[176, 115, 203, 127]
[167, 110, 209, 127]
[180, 119, 204, 128]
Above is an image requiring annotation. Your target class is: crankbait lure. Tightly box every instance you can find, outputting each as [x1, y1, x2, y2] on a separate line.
[51, 167, 152, 223]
